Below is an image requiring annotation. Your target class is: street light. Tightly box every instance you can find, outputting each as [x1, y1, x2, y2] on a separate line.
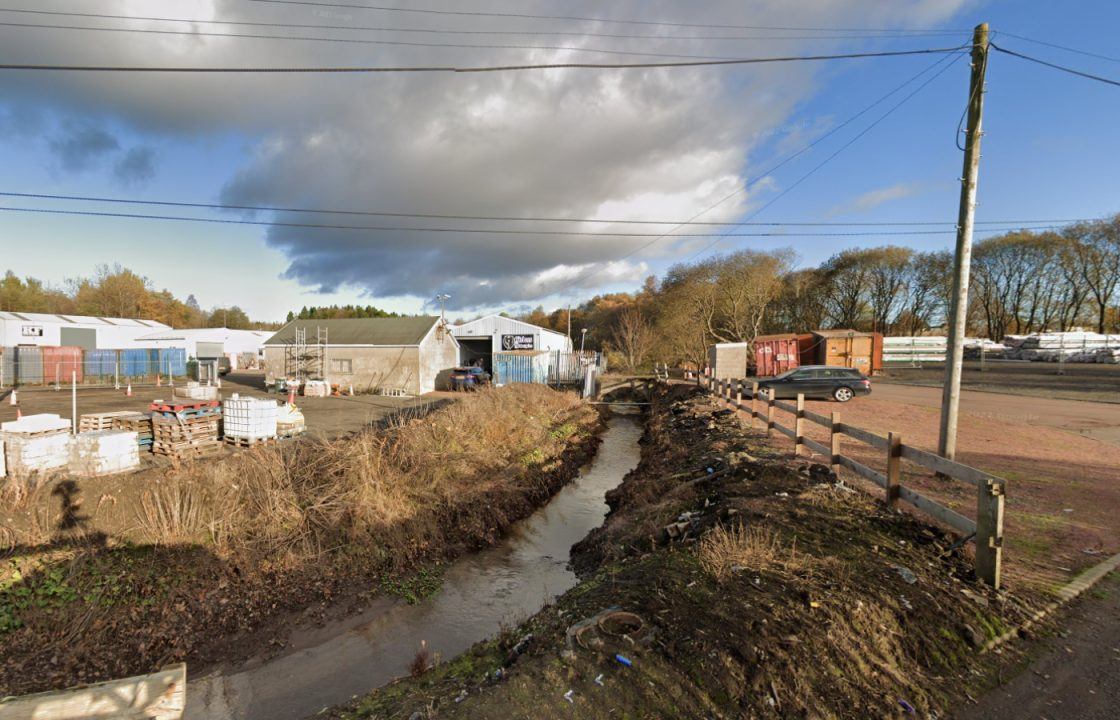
[580, 328, 588, 354]
[434, 294, 451, 324]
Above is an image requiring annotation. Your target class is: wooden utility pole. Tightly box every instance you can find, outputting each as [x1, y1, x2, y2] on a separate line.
[938, 23, 989, 462]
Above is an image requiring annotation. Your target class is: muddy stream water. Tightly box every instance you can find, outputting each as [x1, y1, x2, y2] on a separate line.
[186, 414, 643, 720]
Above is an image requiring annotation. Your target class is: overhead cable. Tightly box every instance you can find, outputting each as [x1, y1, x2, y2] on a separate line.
[0, 45, 965, 73]
[991, 42, 1120, 88]
[0, 8, 971, 42]
[0, 192, 1091, 228]
[245, 0, 969, 34]
[0, 205, 1069, 237]
[995, 31, 1120, 65]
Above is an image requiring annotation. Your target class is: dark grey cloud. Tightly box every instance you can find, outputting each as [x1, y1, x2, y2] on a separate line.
[113, 146, 157, 187]
[1, 0, 971, 309]
[49, 121, 119, 172]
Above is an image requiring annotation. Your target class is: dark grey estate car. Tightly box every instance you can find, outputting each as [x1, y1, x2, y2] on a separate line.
[755, 365, 871, 402]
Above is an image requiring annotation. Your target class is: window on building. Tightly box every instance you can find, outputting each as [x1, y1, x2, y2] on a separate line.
[331, 358, 353, 373]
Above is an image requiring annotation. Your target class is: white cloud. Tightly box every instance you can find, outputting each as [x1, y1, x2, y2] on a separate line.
[0, 0, 971, 309]
[828, 182, 924, 217]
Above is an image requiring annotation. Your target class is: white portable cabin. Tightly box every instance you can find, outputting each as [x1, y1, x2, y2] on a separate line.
[450, 315, 572, 370]
[0, 311, 171, 350]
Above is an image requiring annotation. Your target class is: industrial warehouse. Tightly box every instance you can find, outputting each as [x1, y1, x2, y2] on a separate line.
[262, 316, 460, 395]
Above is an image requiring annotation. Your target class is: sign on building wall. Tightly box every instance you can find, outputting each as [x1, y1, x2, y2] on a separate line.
[21, 325, 43, 337]
[501, 334, 535, 351]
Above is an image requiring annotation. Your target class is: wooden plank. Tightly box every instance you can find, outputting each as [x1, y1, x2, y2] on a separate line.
[839, 423, 889, 450]
[794, 394, 806, 457]
[836, 454, 887, 489]
[803, 408, 831, 427]
[898, 445, 994, 488]
[830, 412, 842, 476]
[0, 664, 185, 720]
[773, 399, 797, 414]
[803, 436, 830, 457]
[898, 486, 977, 534]
[774, 422, 797, 440]
[975, 478, 1005, 589]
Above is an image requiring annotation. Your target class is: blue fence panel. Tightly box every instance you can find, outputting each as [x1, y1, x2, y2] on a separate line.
[84, 349, 118, 378]
[494, 352, 549, 385]
[158, 348, 186, 377]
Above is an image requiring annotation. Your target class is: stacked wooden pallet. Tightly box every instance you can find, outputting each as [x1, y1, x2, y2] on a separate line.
[110, 412, 154, 449]
[80, 411, 144, 432]
[149, 400, 222, 460]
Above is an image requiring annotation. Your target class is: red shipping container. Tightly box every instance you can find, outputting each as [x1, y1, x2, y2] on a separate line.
[753, 334, 803, 377]
[42, 346, 83, 385]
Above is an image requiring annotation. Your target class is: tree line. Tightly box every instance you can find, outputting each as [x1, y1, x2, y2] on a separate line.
[523, 215, 1120, 371]
[0, 264, 277, 330]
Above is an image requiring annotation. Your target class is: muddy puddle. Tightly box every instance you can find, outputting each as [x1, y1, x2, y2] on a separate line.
[186, 413, 643, 720]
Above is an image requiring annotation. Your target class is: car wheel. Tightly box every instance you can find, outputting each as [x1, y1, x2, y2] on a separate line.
[833, 387, 854, 403]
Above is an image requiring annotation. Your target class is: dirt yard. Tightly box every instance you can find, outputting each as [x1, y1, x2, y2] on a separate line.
[748, 384, 1120, 592]
[0, 370, 441, 439]
[327, 385, 1045, 720]
[879, 361, 1120, 404]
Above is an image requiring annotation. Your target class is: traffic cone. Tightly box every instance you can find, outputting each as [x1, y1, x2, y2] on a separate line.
[157, 374, 162, 387]
[15, 406, 21, 420]
[348, 384, 354, 396]
[8, 389, 16, 406]
[287, 386, 296, 405]
[126, 382, 133, 397]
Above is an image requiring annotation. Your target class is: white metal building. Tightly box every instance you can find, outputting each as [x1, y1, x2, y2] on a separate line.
[450, 315, 572, 370]
[0, 311, 172, 350]
[132, 328, 271, 364]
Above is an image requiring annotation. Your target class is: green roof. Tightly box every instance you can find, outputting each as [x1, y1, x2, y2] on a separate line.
[265, 317, 440, 346]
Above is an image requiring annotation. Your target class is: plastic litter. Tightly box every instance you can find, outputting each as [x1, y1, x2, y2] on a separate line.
[563, 689, 574, 704]
[893, 565, 918, 584]
[615, 654, 633, 667]
[594, 673, 604, 686]
[899, 699, 916, 714]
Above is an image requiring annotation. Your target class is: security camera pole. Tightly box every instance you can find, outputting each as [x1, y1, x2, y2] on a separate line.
[435, 293, 451, 326]
[938, 22, 989, 462]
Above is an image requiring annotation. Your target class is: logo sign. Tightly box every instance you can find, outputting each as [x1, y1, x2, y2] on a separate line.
[21, 325, 44, 337]
[501, 334, 535, 351]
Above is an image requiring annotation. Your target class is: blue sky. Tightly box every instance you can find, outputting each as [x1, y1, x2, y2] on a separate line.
[1, 0, 1118, 322]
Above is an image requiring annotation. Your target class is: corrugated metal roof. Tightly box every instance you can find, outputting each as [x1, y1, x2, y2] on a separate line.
[0, 311, 171, 328]
[265, 317, 440, 346]
[450, 314, 567, 340]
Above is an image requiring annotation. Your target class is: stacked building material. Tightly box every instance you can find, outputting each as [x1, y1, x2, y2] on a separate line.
[174, 381, 220, 401]
[150, 400, 221, 460]
[0, 413, 72, 479]
[69, 430, 141, 477]
[222, 395, 278, 446]
[302, 380, 331, 397]
[80, 410, 144, 432]
[276, 404, 306, 438]
[110, 412, 154, 449]
[882, 336, 947, 364]
[1004, 332, 1120, 362]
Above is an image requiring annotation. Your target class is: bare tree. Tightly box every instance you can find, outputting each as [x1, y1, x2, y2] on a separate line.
[609, 307, 656, 372]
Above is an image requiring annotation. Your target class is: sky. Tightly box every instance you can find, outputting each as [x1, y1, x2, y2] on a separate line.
[1, 0, 1118, 322]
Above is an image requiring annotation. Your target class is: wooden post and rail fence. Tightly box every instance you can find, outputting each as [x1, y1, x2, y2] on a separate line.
[697, 368, 1005, 589]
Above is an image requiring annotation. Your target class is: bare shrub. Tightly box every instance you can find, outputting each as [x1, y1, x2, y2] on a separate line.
[134, 480, 207, 545]
[409, 640, 431, 678]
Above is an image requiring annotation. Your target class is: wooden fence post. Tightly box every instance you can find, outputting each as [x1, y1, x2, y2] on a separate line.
[751, 381, 759, 429]
[766, 389, 775, 437]
[886, 432, 902, 507]
[725, 378, 732, 403]
[829, 411, 841, 476]
[975, 478, 1005, 589]
[735, 380, 742, 411]
[795, 393, 806, 456]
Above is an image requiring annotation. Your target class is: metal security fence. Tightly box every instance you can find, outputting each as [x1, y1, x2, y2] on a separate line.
[0, 347, 187, 389]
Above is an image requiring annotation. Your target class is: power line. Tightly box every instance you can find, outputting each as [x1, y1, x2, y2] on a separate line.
[246, 0, 969, 34]
[0, 20, 808, 61]
[991, 42, 1120, 88]
[0, 204, 1069, 237]
[0, 45, 966, 73]
[0, 8, 971, 42]
[995, 31, 1120, 65]
[679, 51, 967, 265]
[0, 192, 1091, 228]
[542, 51, 962, 296]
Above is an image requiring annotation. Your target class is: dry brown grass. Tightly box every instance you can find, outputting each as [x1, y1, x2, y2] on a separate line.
[130, 385, 590, 565]
[698, 524, 790, 581]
